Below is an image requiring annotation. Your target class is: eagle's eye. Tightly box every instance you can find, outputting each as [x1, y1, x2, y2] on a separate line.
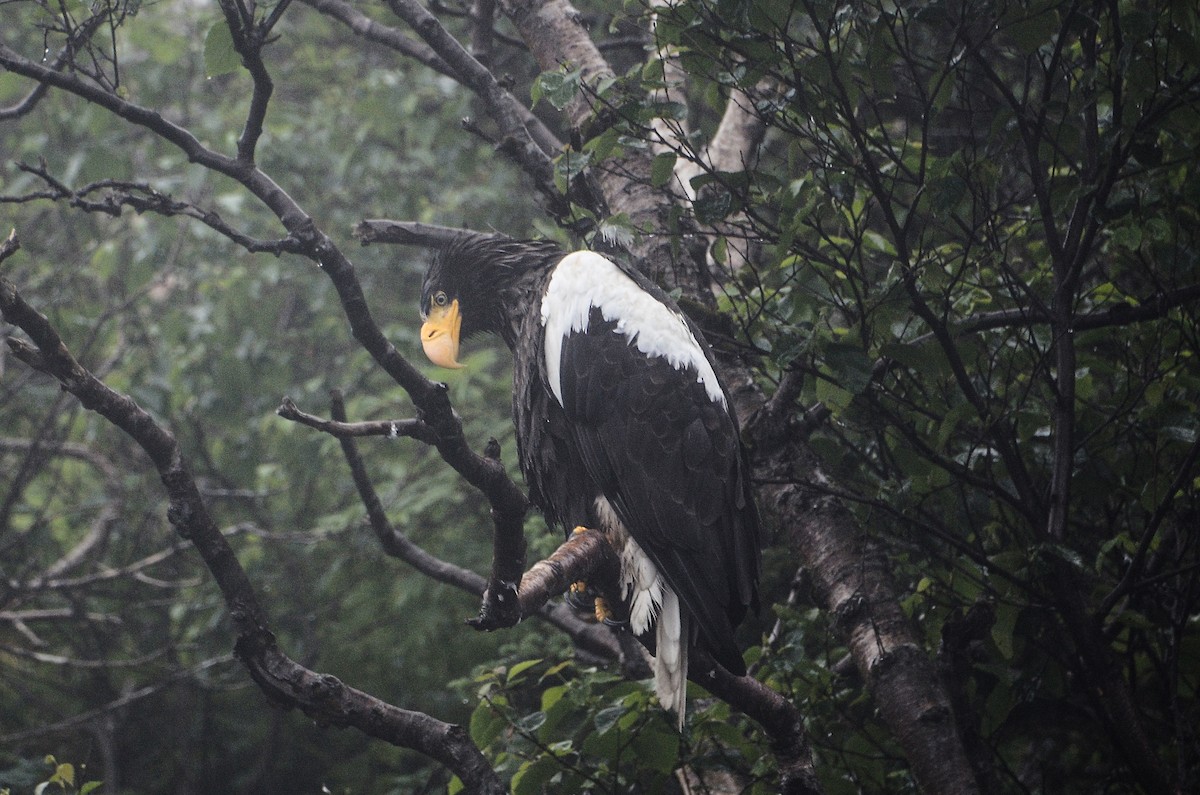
[433, 291, 449, 307]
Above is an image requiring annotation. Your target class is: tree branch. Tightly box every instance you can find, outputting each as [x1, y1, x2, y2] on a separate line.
[354, 219, 471, 248]
[498, 0, 690, 288]
[299, 0, 456, 76]
[214, 0, 278, 163]
[276, 396, 439, 443]
[379, 0, 562, 201]
[2, 164, 306, 255]
[0, 271, 506, 794]
[693, 652, 822, 795]
[734, 361, 982, 795]
[326, 390, 622, 661]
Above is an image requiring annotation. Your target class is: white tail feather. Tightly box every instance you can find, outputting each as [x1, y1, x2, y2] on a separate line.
[654, 589, 688, 730]
[594, 497, 690, 729]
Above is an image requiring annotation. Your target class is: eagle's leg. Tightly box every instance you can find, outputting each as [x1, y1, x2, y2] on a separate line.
[568, 582, 624, 626]
[566, 527, 629, 627]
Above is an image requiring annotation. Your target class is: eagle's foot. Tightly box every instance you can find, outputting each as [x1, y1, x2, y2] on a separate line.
[567, 581, 628, 628]
[567, 580, 595, 612]
[593, 596, 628, 628]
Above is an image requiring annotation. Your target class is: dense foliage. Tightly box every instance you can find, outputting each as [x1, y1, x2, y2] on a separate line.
[2, 0, 1198, 793]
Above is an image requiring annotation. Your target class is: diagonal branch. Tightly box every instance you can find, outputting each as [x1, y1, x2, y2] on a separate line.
[0, 8, 110, 120]
[1, 43, 546, 666]
[0, 268, 506, 794]
[327, 390, 621, 660]
[329, 0, 563, 202]
[299, 0, 456, 81]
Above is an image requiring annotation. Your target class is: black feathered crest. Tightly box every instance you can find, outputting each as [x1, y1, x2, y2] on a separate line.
[421, 233, 564, 339]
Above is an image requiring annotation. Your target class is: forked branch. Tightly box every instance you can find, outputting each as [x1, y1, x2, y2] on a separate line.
[0, 265, 506, 794]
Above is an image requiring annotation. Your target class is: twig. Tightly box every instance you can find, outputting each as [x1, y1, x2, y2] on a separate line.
[277, 396, 438, 443]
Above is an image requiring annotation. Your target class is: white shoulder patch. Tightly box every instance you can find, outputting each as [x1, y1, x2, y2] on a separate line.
[540, 251, 725, 407]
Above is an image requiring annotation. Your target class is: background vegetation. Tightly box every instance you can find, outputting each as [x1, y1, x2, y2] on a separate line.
[2, 0, 1197, 793]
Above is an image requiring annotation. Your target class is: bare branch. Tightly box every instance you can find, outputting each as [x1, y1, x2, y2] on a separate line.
[693, 652, 822, 795]
[299, 0, 456, 76]
[214, 0, 278, 162]
[0, 608, 122, 625]
[3, 163, 306, 255]
[0, 271, 506, 793]
[354, 219, 473, 248]
[0, 38, 537, 565]
[375, 0, 562, 196]
[327, 390, 621, 660]
[14, 524, 253, 594]
[0, 6, 109, 120]
[0, 44, 313, 230]
[939, 284, 1200, 336]
[512, 528, 616, 619]
[469, 0, 497, 66]
[0, 229, 19, 263]
[329, 392, 491, 597]
[276, 396, 439, 443]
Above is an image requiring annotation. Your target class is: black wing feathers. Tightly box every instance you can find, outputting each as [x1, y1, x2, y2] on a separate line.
[558, 310, 757, 674]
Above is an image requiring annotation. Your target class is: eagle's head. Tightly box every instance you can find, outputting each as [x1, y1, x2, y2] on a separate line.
[419, 234, 562, 368]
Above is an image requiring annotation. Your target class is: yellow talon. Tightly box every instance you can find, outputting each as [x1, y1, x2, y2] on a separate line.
[594, 596, 614, 624]
[570, 580, 588, 594]
[572, 526, 589, 535]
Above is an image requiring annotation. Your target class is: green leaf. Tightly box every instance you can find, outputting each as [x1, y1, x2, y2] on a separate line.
[516, 710, 547, 732]
[448, 776, 464, 795]
[815, 377, 853, 414]
[507, 658, 544, 683]
[711, 236, 728, 265]
[540, 683, 568, 711]
[630, 723, 680, 774]
[594, 704, 625, 734]
[532, 68, 582, 110]
[54, 764, 75, 787]
[553, 149, 592, 193]
[203, 22, 241, 78]
[991, 603, 1020, 660]
[541, 660, 572, 680]
[468, 702, 506, 748]
[880, 341, 942, 374]
[821, 342, 874, 394]
[1109, 224, 1142, 251]
[650, 152, 677, 188]
[511, 758, 558, 795]
[80, 783, 103, 795]
[583, 127, 622, 161]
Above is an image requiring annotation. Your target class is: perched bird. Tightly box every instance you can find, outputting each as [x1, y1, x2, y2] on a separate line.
[419, 233, 761, 726]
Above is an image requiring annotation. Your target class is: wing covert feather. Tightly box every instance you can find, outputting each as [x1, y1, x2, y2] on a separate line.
[555, 310, 758, 671]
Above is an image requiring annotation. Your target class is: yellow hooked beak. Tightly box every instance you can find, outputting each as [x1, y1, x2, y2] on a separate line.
[420, 299, 465, 370]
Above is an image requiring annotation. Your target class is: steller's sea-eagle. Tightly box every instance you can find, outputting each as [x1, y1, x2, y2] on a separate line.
[419, 233, 762, 726]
